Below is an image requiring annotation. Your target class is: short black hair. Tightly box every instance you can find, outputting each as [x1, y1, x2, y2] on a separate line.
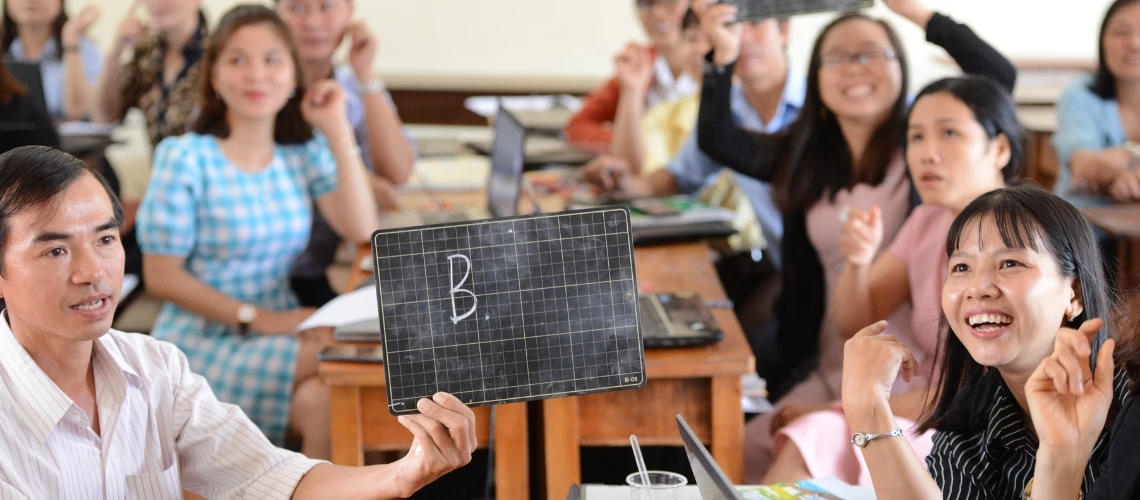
[919, 184, 1113, 435]
[0, 146, 123, 276]
[908, 76, 1026, 183]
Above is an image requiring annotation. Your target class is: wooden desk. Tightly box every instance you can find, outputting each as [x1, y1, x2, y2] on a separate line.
[542, 241, 755, 500]
[318, 362, 529, 499]
[1018, 106, 1059, 190]
[328, 182, 754, 500]
[1082, 204, 1140, 291]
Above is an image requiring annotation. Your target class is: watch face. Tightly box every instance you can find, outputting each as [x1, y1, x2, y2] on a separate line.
[853, 433, 867, 447]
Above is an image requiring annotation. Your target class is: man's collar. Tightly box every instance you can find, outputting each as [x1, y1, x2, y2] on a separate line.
[0, 311, 137, 445]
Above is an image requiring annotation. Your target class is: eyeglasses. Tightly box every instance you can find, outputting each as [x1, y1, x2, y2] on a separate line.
[636, 0, 680, 10]
[820, 49, 898, 69]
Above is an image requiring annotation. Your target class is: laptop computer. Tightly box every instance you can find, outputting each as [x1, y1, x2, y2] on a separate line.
[379, 105, 526, 228]
[0, 123, 37, 155]
[678, 414, 744, 500]
[6, 61, 48, 115]
[640, 293, 724, 348]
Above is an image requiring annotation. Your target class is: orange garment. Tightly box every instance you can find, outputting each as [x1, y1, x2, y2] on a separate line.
[563, 47, 660, 148]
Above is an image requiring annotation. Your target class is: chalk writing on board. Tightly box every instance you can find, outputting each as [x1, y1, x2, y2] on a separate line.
[448, 254, 477, 324]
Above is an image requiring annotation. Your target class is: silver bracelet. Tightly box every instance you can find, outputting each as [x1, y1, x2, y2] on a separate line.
[360, 78, 386, 95]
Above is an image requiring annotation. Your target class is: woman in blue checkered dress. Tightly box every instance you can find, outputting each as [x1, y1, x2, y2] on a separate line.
[135, 7, 378, 455]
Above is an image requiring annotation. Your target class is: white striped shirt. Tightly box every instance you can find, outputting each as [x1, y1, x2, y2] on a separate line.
[925, 367, 1128, 500]
[0, 313, 325, 499]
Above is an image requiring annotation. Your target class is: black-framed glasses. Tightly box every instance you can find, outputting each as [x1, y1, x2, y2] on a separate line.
[636, 0, 680, 9]
[820, 49, 898, 69]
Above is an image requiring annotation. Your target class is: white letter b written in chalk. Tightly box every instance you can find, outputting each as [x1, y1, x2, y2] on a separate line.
[448, 254, 477, 324]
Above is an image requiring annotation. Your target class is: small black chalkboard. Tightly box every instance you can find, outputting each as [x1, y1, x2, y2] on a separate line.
[371, 207, 647, 414]
[722, 0, 872, 21]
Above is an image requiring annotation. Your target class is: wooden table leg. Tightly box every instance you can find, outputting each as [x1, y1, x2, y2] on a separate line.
[329, 385, 364, 466]
[494, 403, 528, 500]
[544, 397, 581, 500]
[711, 376, 744, 483]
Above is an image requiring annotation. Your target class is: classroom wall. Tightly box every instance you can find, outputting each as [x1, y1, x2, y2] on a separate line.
[66, 0, 1114, 92]
[30, 0, 1114, 196]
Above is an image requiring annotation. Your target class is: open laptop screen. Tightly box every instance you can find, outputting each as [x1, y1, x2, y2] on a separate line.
[487, 106, 525, 218]
[677, 414, 742, 500]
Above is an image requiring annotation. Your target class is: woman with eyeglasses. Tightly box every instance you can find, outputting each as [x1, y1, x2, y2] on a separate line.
[563, 0, 699, 148]
[690, 0, 1016, 484]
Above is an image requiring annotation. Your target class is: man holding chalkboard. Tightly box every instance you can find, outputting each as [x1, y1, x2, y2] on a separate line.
[0, 146, 475, 499]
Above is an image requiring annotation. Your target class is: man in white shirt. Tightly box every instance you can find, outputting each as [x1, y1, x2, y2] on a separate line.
[0, 146, 476, 499]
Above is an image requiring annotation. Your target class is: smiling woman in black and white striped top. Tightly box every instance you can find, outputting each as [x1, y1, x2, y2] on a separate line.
[838, 184, 1127, 499]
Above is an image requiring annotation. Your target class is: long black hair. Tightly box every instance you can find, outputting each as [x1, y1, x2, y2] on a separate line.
[918, 184, 1113, 434]
[1, 1, 69, 59]
[1089, 0, 1140, 99]
[908, 76, 1027, 183]
[773, 13, 910, 212]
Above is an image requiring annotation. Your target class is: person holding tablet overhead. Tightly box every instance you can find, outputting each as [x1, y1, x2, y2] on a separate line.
[1053, 0, 1140, 205]
[136, 5, 379, 459]
[275, 0, 417, 307]
[691, 0, 1016, 483]
[93, 0, 207, 147]
[2, 0, 102, 121]
[563, 0, 698, 149]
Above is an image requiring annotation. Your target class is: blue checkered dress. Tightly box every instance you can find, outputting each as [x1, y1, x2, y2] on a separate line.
[136, 133, 337, 445]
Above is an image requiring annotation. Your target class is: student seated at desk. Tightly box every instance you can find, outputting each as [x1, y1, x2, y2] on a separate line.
[276, 0, 417, 307]
[2, 0, 102, 121]
[93, 0, 207, 146]
[0, 145, 476, 499]
[1053, 0, 1140, 206]
[604, 8, 708, 176]
[563, 0, 698, 148]
[760, 75, 1024, 487]
[690, 0, 1017, 483]
[0, 55, 58, 149]
[580, 10, 800, 268]
[136, 6, 379, 459]
[841, 185, 1126, 500]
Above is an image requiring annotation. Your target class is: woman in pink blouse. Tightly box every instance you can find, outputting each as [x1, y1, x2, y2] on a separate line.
[762, 75, 1026, 486]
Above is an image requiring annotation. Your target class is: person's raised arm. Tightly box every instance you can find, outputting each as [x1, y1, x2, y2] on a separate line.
[884, 0, 1017, 91]
[609, 43, 655, 174]
[292, 394, 477, 499]
[345, 21, 415, 185]
[841, 321, 943, 500]
[1025, 319, 1117, 500]
[302, 80, 381, 244]
[93, 1, 146, 123]
[832, 207, 912, 338]
[59, 5, 101, 121]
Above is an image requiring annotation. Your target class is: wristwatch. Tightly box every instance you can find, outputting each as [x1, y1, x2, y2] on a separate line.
[1124, 141, 1140, 170]
[851, 428, 903, 448]
[1022, 478, 1084, 500]
[360, 78, 386, 95]
[237, 303, 258, 335]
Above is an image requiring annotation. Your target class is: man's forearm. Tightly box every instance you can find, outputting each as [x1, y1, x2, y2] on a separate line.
[292, 463, 405, 500]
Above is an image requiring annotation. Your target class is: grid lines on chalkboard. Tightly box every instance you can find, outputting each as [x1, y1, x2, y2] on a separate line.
[727, 0, 872, 20]
[372, 208, 645, 414]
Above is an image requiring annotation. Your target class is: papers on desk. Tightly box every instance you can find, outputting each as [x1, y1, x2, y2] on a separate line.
[294, 286, 379, 333]
[402, 155, 491, 192]
[464, 95, 581, 117]
[57, 121, 117, 136]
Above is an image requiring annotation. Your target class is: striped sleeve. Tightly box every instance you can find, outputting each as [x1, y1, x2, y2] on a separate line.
[926, 431, 997, 500]
[164, 342, 325, 499]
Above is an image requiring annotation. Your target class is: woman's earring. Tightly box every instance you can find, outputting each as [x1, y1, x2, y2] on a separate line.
[289, 88, 296, 99]
[1068, 310, 1078, 322]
